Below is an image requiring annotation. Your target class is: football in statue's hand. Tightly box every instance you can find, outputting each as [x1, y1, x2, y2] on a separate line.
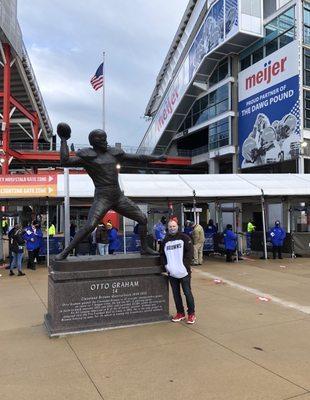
[57, 122, 71, 140]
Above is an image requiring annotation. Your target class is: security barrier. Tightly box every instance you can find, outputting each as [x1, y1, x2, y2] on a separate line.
[250, 231, 293, 255]
[291, 233, 310, 256]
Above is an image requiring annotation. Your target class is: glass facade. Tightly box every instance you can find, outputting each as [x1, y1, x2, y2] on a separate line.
[304, 90, 310, 129]
[175, 56, 232, 152]
[209, 118, 230, 150]
[304, 49, 310, 87]
[240, 55, 251, 71]
[240, 7, 295, 71]
[264, 0, 292, 19]
[179, 83, 230, 132]
[263, 0, 276, 19]
[265, 6, 295, 36]
[304, 1, 310, 45]
[209, 58, 230, 87]
[252, 46, 264, 63]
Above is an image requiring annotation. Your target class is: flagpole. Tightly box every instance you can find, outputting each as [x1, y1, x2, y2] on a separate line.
[102, 52, 106, 131]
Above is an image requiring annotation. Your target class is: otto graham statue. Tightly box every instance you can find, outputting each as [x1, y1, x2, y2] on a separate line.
[55, 123, 166, 260]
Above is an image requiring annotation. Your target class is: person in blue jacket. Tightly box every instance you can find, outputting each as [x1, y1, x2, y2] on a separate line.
[223, 224, 237, 262]
[205, 219, 218, 253]
[23, 221, 43, 270]
[183, 220, 193, 236]
[153, 216, 167, 251]
[106, 222, 120, 255]
[205, 219, 217, 235]
[268, 220, 286, 259]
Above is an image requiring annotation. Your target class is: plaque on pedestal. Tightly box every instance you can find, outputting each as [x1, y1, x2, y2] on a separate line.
[45, 254, 170, 337]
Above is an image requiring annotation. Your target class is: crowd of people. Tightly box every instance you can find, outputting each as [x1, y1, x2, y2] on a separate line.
[5, 219, 124, 273]
[154, 216, 240, 264]
[85, 220, 120, 256]
[2, 213, 288, 326]
[3, 214, 288, 273]
[7, 220, 44, 276]
[154, 215, 288, 265]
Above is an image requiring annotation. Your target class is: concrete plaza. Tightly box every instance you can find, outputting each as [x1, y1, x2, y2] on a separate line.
[1, 256, 310, 400]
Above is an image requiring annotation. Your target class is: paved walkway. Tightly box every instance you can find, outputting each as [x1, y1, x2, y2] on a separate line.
[1, 256, 310, 400]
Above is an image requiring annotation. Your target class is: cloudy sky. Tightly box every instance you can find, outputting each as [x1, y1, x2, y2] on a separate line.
[17, 0, 188, 148]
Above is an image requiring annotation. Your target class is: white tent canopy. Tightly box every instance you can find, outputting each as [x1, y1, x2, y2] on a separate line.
[181, 174, 261, 198]
[118, 174, 193, 198]
[239, 174, 310, 197]
[56, 173, 310, 200]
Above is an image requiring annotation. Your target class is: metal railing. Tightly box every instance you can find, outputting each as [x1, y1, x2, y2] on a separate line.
[209, 138, 229, 151]
[190, 144, 209, 157]
[134, 146, 167, 155]
[10, 141, 213, 158]
[9, 142, 171, 155]
[10, 142, 53, 151]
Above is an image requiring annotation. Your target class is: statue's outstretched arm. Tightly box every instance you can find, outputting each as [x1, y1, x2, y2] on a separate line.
[122, 153, 167, 164]
[57, 123, 83, 167]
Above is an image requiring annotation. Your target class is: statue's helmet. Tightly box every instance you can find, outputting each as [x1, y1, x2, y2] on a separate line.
[88, 129, 107, 147]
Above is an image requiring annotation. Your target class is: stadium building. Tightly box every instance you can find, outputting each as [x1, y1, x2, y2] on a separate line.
[0, 0, 55, 175]
[0, 1, 196, 176]
[138, 0, 310, 174]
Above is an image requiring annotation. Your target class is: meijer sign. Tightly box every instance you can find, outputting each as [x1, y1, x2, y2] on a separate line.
[239, 40, 299, 102]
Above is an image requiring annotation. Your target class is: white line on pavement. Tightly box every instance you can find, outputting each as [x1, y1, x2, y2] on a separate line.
[195, 270, 310, 315]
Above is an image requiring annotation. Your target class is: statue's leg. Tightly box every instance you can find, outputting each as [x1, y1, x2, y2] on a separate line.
[113, 195, 158, 255]
[55, 196, 112, 260]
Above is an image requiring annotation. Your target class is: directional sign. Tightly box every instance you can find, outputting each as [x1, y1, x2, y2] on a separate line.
[0, 174, 57, 198]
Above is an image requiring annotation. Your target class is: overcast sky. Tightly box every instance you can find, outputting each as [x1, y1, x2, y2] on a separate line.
[17, 1, 188, 148]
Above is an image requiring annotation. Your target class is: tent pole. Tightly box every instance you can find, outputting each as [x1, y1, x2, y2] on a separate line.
[64, 168, 70, 248]
[219, 202, 223, 232]
[193, 190, 197, 224]
[261, 192, 268, 260]
[235, 205, 240, 262]
[56, 204, 59, 234]
[46, 199, 50, 268]
[288, 202, 295, 258]
[0, 210, 3, 263]
[287, 201, 291, 234]
[215, 201, 219, 229]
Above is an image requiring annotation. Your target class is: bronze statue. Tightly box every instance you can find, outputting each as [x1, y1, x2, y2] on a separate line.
[55, 123, 166, 260]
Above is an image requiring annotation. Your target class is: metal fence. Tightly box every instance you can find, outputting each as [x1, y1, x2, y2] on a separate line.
[10, 141, 213, 158]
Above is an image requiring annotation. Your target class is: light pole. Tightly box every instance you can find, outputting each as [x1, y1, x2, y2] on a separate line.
[64, 168, 70, 248]
[0, 157, 5, 262]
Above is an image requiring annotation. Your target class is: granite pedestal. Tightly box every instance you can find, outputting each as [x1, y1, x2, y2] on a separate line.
[45, 254, 170, 337]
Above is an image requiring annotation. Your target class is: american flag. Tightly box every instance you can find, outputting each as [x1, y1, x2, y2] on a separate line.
[90, 63, 104, 90]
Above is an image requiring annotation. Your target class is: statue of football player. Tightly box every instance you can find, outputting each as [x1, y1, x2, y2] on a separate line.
[55, 122, 166, 260]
